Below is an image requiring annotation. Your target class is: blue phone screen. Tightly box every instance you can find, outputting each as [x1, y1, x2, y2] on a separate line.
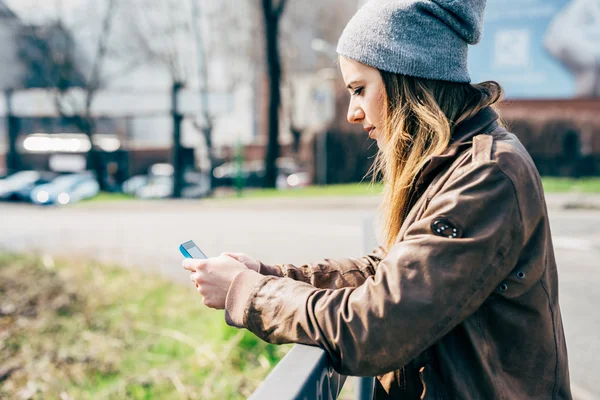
[186, 246, 206, 259]
[180, 240, 207, 259]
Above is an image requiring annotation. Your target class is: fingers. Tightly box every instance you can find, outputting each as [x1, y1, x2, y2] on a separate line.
[190, 274, 214, 307]
[182, 258, 207, 272]
[189, 272, 201, 283]
[221, 252, 246, 261]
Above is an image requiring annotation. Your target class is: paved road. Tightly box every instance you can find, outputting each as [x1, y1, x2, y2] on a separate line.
[1, 198, 598, 398]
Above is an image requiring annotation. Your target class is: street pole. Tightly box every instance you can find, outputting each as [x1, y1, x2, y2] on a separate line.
[235, 136, 244, 197]
[317, 131, 328, 185]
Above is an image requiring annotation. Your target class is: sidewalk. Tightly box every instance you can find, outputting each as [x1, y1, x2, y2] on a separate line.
[545, 193, 600, 210]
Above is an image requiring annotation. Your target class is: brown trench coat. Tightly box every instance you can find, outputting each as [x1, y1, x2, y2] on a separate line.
[225, 107, 572, 399]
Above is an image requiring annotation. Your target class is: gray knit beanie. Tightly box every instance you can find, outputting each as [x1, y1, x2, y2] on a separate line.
[336, 0, 487, 83]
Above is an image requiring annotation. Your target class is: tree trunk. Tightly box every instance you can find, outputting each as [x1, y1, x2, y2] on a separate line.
[262, 0, 285, 188]
[4, 90, 21, 173]
[172, 81, 185, 198]
[190, 0, 216, 196]
[202, 124, 217, 194]
[81, 116, 107, 191]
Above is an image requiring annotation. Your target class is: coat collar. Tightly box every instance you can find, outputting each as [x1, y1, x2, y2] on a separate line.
[416, 107, 500, 186]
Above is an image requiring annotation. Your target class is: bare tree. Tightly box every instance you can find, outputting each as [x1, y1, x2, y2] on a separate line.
[189, 0, 215, 192]
[122, 0, 263, 197]
[189, 0, 264, 194]
[121, 0, 195, 198]
[17, 0, 120, 190]
[261, 0, 287, 188]
[79, 0, 118, 191]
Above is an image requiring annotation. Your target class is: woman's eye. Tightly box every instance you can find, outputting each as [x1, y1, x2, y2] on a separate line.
[352, 86, 364, 96]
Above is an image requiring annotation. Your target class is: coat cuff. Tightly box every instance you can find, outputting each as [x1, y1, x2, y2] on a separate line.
[225, 269, 269, 328]
[258, 261, 284, 277]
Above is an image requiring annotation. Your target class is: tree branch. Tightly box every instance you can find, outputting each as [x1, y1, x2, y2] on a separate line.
[85, 0, 118, 112]
[274, 0, 287, 17]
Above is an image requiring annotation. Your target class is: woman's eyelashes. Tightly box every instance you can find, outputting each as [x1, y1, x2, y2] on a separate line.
[352, 86, 364, 96]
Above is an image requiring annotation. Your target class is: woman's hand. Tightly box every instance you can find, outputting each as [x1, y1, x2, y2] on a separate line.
[183, 255, 248, 309]
[221, 252, 260, 273]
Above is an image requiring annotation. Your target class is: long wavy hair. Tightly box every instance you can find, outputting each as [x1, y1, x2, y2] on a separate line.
[371, 73, 504, 249]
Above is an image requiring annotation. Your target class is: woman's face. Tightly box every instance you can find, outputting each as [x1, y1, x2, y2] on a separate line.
[339, 56, 386, 145]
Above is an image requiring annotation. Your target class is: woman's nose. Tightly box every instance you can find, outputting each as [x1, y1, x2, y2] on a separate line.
[347, 106, 365, 124]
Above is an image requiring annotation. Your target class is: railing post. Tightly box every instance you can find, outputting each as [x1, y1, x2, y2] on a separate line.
[356, 213, 377, 400]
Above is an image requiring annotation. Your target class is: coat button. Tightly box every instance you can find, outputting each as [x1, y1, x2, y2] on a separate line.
[517, 271, 525, 279]
[499, 283, 508, 292]
[431, 218, 461, 238]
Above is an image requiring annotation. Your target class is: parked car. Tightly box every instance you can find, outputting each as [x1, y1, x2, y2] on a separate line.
[276, 171, 311, 189]
[0, 171, 45, 201]
[135, 175, 172, 199]
[31, 172, 100, 205]
[122, 175, 148, 195]
[212, 160, 265, 187]
[14, 172, 59, 202]
[127, 163, 211, 199]
[213, 157, 311, 189]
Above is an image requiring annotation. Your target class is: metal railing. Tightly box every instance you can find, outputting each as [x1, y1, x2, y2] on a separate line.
[248, 344, 347, 399]
[248, 344, 375, 400]
[249, 215, 378, 400]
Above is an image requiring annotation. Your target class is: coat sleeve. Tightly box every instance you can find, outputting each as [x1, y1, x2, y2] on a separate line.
[224, 161, 525, 376]
[256, 246, 386, 289]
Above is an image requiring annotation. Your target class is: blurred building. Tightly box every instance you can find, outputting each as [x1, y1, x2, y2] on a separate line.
[469, 0, 600, 176]
[0, 0, 126, 177]
[0, 0, 250, 179]
[5, 0, 596, 184]
[0, 1, 25, 170]
[1, 0, 361, 183]
[0, 3, 24, 88]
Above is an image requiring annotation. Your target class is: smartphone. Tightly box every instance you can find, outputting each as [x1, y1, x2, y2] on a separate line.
[179, 240, 208, 259]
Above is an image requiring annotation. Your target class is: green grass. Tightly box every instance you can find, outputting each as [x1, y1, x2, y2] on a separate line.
[540, 177, 600, 193]
[228, 182, 383, 198]
[0, 253, 291, 399]
[80, 178, 600, 205]
[227, 178, 600, 198]
[81, 192, 136, 203]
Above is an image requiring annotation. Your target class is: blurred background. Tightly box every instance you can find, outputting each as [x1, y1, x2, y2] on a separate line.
[0, 0, 599, 199]
[0, 0, 599, 399]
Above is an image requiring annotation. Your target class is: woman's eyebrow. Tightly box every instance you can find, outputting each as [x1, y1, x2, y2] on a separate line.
[346, 80, 363, 89]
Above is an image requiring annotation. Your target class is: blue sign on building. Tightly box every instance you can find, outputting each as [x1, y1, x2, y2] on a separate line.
[468, 0, 600, 99]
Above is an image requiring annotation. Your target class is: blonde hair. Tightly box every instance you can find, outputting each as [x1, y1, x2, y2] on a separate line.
[371, 73, 504, 249]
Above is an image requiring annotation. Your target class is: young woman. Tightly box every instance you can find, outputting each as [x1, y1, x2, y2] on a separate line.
[183, 0, 572, 398]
